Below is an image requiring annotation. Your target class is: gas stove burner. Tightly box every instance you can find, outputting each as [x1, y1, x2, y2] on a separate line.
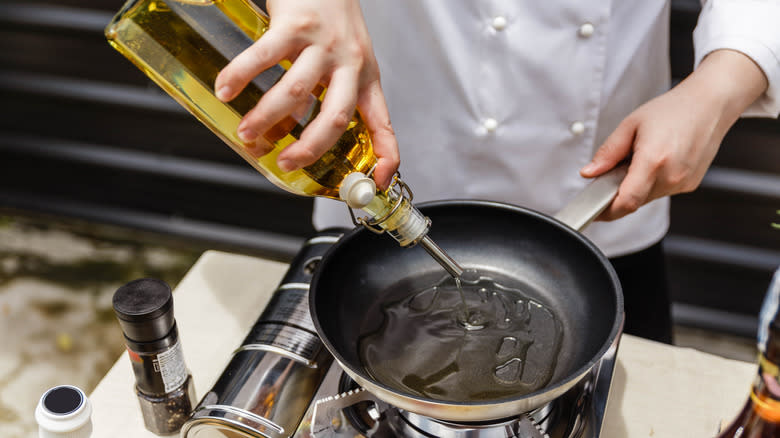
[309, 367, 596, 438]
[328, 374, 552, 437]
[330, 373, 556, 438]
[330, 372, 554, 437]
[389, 407, 550, 438]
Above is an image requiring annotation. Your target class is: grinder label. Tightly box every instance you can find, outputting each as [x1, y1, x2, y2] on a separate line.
[154, 340, 188, 393]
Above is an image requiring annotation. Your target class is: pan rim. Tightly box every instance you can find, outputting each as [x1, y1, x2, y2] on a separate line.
[310, 199, 625, 417]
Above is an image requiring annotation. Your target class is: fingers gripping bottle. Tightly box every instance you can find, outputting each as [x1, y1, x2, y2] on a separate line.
[105, 0, 461, 276]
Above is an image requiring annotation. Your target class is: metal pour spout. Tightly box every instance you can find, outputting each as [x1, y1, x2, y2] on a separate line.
[419, 235, 464, 278]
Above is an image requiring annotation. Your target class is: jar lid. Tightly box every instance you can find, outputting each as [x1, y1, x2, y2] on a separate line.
[113, 278, 174, 342]
[35, 385, 92, 438]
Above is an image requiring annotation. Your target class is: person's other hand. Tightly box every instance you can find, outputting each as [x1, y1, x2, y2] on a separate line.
[215, 0, 399, 189]
[581, 49, 768, 221]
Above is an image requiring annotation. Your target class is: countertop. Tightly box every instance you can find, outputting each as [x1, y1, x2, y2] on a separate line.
[90, 250, 757, 437]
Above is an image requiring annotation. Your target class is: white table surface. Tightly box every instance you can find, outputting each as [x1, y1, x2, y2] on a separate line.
[90, 250, 757, 437]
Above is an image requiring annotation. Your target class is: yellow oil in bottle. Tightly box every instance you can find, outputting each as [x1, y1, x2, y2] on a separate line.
[105, 0, 399, 217]
[105, 0, 468, 274]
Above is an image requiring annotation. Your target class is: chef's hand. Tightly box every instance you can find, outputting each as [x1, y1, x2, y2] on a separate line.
[214, 0, 399, 189]
[581, 49, 768, 221]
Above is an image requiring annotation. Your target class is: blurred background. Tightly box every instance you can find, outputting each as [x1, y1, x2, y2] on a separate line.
[0, 0, 778, 436]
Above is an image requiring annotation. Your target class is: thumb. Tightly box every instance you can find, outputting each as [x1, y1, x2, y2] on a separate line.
[581, 117, 637, 178]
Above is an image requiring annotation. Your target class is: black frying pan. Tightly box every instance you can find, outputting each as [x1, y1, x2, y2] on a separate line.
[309, 170, 626, 422]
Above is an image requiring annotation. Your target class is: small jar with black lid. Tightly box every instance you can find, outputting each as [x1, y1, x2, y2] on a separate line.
[113, 278, 195, 435]
[35, 385, 92, 438]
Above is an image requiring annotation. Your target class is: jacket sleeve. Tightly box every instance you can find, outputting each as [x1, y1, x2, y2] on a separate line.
[693, 0, 780, 117]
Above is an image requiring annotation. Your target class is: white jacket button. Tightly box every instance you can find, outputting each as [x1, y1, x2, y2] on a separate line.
[578, 22, 595, 38]
[492, 16, 508, 31]
[570, 121, 585, 135]
[483, 118, 499, 132]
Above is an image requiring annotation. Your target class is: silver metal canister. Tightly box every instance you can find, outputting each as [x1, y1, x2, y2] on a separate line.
[181, 231, 341, 438]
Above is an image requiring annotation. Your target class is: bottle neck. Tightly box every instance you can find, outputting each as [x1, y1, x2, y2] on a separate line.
[766, 322, 780, 364]
[348, 174, 464, 277]
[358, 176, 430, 246]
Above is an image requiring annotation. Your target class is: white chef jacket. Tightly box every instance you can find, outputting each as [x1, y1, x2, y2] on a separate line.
[312, 0, 780, 257]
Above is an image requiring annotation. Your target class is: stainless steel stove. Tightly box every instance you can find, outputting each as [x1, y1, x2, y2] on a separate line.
[181, 232, 620, 438]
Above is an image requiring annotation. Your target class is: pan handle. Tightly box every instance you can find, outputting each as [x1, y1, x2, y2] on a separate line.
[553, 164, 628, 232]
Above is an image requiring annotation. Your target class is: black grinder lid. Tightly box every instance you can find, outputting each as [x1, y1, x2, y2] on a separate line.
[113, 278, 174, 342]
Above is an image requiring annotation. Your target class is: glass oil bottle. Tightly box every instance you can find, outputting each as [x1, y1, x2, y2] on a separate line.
[104, 0, 461, 276]
[717, 268, 780, 437]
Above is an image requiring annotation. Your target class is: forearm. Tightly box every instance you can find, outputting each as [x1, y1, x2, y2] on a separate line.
[688, 49, 769, 125]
